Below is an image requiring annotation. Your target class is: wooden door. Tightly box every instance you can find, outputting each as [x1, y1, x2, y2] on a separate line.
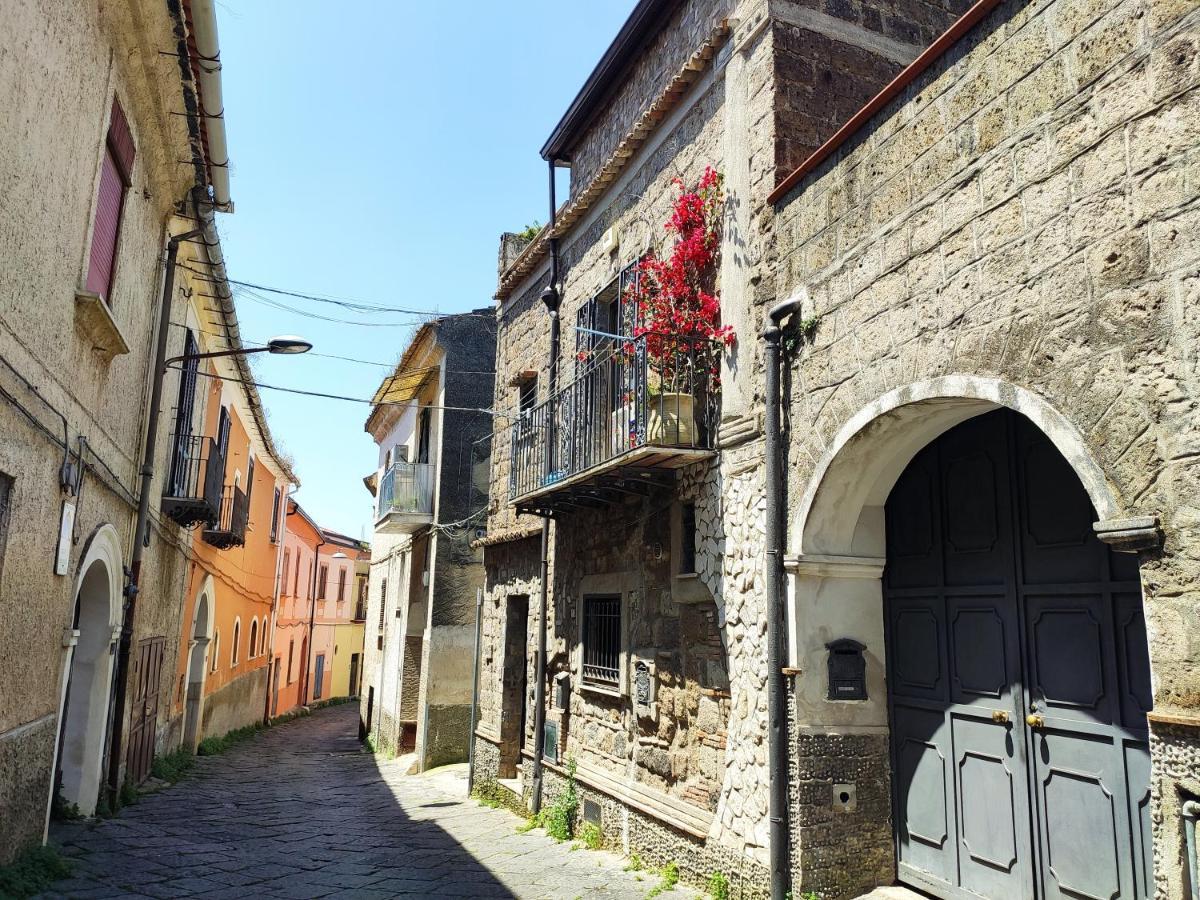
[884, 410, 1151, 900]
[127, 636, 165, 785]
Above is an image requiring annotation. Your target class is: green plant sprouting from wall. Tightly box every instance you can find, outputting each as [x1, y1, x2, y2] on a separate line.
[708, 870, 731, 900]
[537, 757, 579, 841]
[579, 821, 602, 850]
[781, 313, 822, 355]
[646, 860, 680, 898]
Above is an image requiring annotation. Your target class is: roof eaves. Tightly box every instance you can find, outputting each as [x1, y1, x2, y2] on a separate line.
[541, 0, 683, 162]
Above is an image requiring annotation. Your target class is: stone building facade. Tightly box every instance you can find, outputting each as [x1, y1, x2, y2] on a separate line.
[477, 0, 1200, 897]
[359, 311, 496, 770]
[473, 0, 978, 895]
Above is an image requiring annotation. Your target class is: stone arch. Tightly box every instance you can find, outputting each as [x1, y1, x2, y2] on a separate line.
[785, 377, 1127, 730]
[792, 376, 1121, 560]
[53, 524, 123, 817]
[183, 574, 214, 751]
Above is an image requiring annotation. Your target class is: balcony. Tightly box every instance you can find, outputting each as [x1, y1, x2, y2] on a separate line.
[506, 332, 717, 516]
[202, 485, 249, 549]
[376, 461, 434, 534]
[161, 434, 223, 528]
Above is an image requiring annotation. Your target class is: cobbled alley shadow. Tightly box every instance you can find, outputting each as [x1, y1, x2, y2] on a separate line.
[41, 705, 515, 899]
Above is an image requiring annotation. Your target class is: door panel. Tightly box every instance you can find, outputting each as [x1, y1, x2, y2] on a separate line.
[1030, 729, 1127, 900]
[885, 410, 1151, 900]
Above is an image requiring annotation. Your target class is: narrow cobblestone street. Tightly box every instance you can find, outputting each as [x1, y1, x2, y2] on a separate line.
[41, 706, 694, 899]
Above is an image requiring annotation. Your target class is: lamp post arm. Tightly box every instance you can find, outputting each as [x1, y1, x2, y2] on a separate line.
[165, 345, 272, 369]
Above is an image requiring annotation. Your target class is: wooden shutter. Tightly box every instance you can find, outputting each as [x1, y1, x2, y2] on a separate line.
[85, 100, 135, 303]
[86, 147, 124, 300]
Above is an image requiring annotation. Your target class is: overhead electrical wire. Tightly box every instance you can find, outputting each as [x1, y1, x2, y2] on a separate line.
[169, 365, 521, 419]
[226, 278, 494, 319]
[168, 321, 495, 374]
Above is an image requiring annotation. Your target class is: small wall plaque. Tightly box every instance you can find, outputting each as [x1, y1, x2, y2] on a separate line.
[826, 638, 867, 701]
[631, 652, 657, 721]
[543, 720, 559, 763]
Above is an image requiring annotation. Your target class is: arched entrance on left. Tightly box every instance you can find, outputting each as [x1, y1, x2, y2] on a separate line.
[50, 524, 123, 818]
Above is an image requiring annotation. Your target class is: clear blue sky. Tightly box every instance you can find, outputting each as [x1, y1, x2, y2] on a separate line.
[215, 2, 637, 538]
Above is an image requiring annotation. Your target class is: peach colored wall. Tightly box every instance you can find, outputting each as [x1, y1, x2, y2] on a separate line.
[172, 362, 287, 733]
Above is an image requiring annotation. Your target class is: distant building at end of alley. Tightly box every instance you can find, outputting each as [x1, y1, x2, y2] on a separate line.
[359, 309, 496, 770]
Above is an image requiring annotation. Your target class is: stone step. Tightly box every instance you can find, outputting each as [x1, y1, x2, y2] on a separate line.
[852, 887, 932, 900]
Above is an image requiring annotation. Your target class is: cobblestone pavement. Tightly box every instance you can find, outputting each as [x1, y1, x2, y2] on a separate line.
[42, 705, 694, 899]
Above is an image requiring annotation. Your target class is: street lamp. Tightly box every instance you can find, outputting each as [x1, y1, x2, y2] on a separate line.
[165, 334, 312, 368]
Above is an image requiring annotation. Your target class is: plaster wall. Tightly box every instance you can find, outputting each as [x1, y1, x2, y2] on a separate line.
[0, 0, 204, 860]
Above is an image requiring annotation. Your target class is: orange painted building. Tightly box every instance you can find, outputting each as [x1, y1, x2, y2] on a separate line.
[272, 501, 368, 717]
[168, 318, 295, 749]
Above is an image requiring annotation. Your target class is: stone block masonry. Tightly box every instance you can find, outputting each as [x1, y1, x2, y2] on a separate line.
[769, 0, 1200, 894]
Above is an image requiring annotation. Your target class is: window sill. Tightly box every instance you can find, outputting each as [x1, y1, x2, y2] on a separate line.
[579, 680, 624, 700]
[74, 289, 130, 358]
[672, 572, 712, 604]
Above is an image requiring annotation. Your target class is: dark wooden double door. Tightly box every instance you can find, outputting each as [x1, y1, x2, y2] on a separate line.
[885, 410, 1152, 900]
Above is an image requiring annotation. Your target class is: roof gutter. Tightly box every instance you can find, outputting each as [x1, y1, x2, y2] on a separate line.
[192, 186, 297, 484]
[189, 0, 233, 211]
[540, 0, 681, 161]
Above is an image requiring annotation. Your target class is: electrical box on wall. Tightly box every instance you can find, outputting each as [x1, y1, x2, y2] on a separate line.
[826, 638, 867, 701]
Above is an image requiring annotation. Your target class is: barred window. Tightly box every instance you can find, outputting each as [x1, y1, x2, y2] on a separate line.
[581, 595, 621, 688]
[680, 503, 697, 575]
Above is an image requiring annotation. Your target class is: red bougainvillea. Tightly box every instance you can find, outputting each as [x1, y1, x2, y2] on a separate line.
[625, 167, 732, 391]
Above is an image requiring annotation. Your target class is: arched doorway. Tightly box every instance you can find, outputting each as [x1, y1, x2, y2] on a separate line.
[54, 526, 122, 817]
[182, 578, 214, 751]
[884, 408, 1152, 899]
[787, 380, 1155, 900]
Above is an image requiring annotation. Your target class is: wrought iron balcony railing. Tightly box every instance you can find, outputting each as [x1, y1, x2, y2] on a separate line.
[161, 434, 224, 528]
[506, 332, 717, 513]
[203, 484, 249, 549]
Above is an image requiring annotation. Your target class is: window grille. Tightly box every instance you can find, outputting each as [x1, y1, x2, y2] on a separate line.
[582, 595, 621, 687]
[681, 503, 697, 575]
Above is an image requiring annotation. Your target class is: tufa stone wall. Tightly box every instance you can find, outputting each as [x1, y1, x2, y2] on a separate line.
[770, 0, 1200, 894]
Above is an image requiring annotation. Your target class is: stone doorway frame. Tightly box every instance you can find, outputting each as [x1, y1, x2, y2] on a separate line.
[781, 376, 1152, 891]
[48, 524, 123, 823]
[182, 574, 215, 751]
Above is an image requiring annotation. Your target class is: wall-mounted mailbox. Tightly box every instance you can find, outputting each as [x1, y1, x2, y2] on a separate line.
[554, 672, 571, 710]
[826, 638, 867, 701]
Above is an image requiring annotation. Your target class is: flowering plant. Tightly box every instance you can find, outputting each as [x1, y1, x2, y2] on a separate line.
[625, 167, 732, 394]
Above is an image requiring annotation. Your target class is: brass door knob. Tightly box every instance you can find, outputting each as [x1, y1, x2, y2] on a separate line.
[991, 709, 1010, 724]
[1026, 713, 1045, 728]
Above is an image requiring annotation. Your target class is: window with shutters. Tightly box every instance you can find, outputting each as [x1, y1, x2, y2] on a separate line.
[281, 550, 291, 597]
[337, 567, 347, 604]
[378, 578, 388, 631]
[581, 595, 621, 689]
[318, 563, 328, 600]
[270, 487, 281, 542]
[86, 99, 135, 304]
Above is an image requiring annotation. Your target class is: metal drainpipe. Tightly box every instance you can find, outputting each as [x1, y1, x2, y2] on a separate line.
[107, 222, 201, 805]
[303, 536, 326, 705]
[531, 158, 562, 814]
[1184, 799, 1200, 900]
[763, 295, 805, 900]
[467, 587, 484, 795]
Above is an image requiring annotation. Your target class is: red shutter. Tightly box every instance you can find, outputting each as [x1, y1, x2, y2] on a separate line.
[107, 99, 135, 178]
[85, 147, 124, 301]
